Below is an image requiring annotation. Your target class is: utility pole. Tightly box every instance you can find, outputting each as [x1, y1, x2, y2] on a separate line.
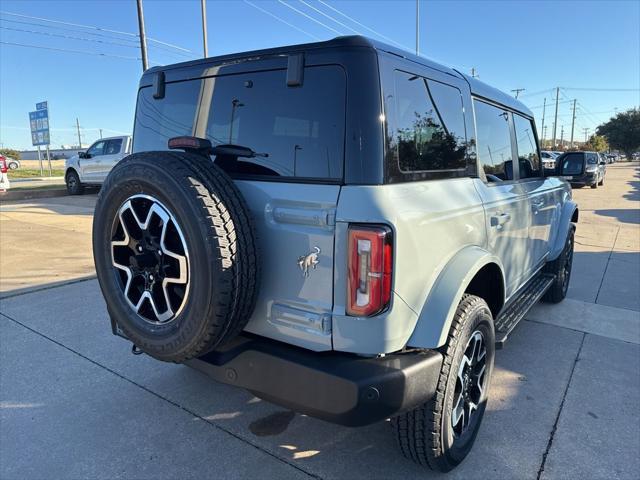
[583, 127, 590, 143]
[543, 126, 548, 148]
[569, 99, 577, 148]
[551, 87, 559, 148]
[560, 125, 564, 149]
[136, 0, 149, 71]
[540, 97, 546, 146]
[201, 0, 208, 58]
[511, 88, 525, 99]
[471, 67, 478, 78]
[415, 0, 419, 55]
[76, 117, 82, 149]
[99, 128, 103, 139]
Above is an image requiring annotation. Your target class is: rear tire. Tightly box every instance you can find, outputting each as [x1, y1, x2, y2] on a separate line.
[598, 175, 604, 186]
[93, 151, 259, 362]
[591, 180, 597, 189]
[542, 226, 575, 303]
[66, 170, 84, 195]
[8, 161, 19, 170]
[393, 295, 495, 472]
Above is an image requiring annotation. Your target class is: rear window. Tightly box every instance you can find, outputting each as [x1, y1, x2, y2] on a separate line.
[133, 66, 346, 180]
[560, 152, 584, 175]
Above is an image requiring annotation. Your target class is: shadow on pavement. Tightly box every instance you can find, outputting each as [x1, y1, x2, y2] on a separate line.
[593, 208, 640, 224]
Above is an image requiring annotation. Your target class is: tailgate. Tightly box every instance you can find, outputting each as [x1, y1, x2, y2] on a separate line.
[237, 181, 340, 351]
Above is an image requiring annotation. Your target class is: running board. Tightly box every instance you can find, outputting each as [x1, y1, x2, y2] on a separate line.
[494, 273, 556, 348]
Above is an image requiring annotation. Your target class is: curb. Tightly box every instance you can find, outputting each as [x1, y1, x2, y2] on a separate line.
[0, 188, 69, 201]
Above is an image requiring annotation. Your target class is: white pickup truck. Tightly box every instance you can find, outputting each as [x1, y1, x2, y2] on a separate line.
[65, 135, 131, 194]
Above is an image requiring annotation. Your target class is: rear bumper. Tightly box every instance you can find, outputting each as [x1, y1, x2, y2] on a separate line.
[186, 334, 443, 427]
[569, 172, 598, 186]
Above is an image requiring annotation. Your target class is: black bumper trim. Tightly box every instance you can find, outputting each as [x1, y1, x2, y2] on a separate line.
[185, 335, 443, 427]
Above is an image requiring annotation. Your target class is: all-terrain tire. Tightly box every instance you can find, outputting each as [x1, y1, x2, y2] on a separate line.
[92, 151, 259, 362]
[66, 170, 84, 195]
[542, 226, 575, 303]
[392, 294, 495, 472]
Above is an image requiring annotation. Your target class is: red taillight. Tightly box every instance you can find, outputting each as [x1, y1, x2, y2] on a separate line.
[347, 225, 393, 317]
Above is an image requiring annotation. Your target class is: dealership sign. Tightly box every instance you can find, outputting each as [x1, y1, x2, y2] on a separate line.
[29, 101, 50, 146]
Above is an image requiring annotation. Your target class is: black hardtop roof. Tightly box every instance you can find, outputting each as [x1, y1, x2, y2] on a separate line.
[143, 35, 532, 117]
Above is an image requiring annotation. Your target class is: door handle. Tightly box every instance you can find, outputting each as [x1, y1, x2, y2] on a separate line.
[532, 199, 545, 208]
[490, 213, 511, 229]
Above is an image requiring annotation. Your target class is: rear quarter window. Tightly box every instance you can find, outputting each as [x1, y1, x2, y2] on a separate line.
[133, 65, 346, 180]
[388, 70, 468, 175]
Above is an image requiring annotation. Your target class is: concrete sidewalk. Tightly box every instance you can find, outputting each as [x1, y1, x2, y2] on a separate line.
[1, 279, 638, 479]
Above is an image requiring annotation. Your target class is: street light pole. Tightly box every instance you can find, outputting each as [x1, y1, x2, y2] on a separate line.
[76, 117, 82, 149]
[201, 0, 208, 58]
[569, 99, 577, 148]
[415, 0, 419, 55]
[551, 87, 559, 148]
[136, 0, 149, 71]
[540, 97, 546, 144]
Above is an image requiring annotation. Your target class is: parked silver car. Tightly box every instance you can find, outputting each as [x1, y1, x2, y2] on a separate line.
[92, 36, 579, 472]
[64, 135, 131, 194]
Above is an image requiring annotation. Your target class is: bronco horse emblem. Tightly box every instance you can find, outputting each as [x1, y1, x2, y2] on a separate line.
[298, 247, 321, 277]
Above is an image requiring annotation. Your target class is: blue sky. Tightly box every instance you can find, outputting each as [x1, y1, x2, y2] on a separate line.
[1, 0, 639, 150]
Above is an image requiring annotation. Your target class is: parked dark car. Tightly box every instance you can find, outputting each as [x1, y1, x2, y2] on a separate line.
[556, 151, 605, 188]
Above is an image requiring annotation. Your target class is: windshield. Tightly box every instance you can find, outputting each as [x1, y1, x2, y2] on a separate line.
[133, 65, 346, 180]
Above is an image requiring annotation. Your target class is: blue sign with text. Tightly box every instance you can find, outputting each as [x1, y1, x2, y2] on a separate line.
[29, 109, 50, 146]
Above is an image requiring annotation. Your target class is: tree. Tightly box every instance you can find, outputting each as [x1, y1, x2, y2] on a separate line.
[585, 134, 609, 152]
[596, 108, 640, 159]
[0, 148, 20, 160]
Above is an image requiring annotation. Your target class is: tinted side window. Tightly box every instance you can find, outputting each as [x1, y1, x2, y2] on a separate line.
[105, 139, 123, 155]
[391, 71, 467, 172]
[513, 114, 541, 179]
[560, 152, 584, 175]
[133, 66, 346, 180]
[586, 153, 598, 164]
[473, 100, 513, 181]
[87, 141, 106, 156]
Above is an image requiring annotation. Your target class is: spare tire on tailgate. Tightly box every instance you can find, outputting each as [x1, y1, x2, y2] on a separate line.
[93, 151, 259, 362]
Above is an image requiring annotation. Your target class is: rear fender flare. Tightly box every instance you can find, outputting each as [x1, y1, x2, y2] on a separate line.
[407, 246, 505, 349]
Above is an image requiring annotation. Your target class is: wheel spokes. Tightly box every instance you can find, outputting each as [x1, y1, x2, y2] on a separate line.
[110, 195, 189, 324]
[452, 330, 488, 437]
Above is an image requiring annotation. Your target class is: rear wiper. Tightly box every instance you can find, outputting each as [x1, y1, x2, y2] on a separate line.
[168, 136, 268, 159]
[212, 144, 269, 159]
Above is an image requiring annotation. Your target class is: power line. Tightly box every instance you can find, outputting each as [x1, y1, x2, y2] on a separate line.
[0, 17, 139, 42]
[0, 40, 152, 61]
[316, 0, 408, 49]
[0, 25, 141, 49]
[277, 0, 343, 35]
[562, 87, 640, 92]
[0, 10, 191, 53]
[520, 88, 555, 98]
[0, 17, 192, 60]
[1, 10, 137, 38]
[298, 0, 360, 34]
[243, 1, 320, 40]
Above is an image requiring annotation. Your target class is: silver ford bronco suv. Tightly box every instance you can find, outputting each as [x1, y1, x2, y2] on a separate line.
[93, 36, 580, 472]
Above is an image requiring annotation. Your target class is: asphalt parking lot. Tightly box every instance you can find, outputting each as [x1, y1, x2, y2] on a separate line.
[1, 163, 639, 479]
